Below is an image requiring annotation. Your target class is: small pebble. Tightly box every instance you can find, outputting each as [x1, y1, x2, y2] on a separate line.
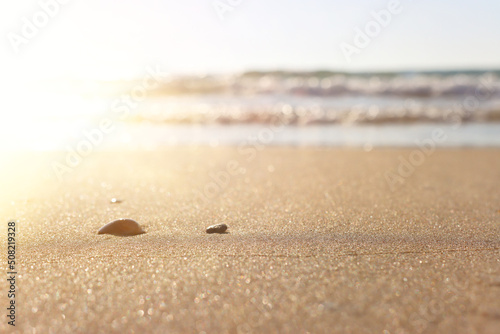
[206, 223, 228, 234]
[110, 198, 122, 204]
[98, 218, 145, 236]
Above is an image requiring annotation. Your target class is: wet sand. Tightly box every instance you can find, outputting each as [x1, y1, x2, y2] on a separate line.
[1, 148, 499, 333]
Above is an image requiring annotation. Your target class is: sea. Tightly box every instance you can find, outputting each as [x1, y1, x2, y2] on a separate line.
[3, 69, 500, 151]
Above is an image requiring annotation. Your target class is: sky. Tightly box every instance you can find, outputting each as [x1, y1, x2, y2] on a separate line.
[1, 0, 500, 81]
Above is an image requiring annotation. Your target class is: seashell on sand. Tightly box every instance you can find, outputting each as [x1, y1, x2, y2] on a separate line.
[110, 198, 122, 204]
[98, 218, 145, 236]
[206, 223, 228, 234]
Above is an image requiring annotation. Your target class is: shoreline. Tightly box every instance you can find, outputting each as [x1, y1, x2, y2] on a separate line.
[2, 122, 500, 152]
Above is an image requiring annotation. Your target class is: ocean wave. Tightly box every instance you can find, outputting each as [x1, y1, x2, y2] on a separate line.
[116, 70, 500, 125]
[129, 99, 500, 125]
[145, 70, 500, 98]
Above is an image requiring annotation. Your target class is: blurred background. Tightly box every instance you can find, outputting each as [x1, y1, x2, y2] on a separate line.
[1, 0, 500, 152]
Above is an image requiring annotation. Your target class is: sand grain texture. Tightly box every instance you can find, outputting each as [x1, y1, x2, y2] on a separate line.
[0, 148, 499, 333]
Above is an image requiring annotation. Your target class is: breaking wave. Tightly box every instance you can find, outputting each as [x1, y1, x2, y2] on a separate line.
[123, 70, 500, 125]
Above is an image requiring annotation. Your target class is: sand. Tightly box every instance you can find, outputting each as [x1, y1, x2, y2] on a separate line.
[1, 148, 499, 333]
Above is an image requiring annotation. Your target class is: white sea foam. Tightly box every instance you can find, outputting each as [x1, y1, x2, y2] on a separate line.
[122, 70, 500, 125]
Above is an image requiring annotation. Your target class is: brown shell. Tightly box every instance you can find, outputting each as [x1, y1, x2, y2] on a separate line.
[98, 218, 145, 236]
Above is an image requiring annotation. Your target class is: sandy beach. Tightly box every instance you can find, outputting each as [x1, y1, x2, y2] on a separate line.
[1, 148, 499, 333]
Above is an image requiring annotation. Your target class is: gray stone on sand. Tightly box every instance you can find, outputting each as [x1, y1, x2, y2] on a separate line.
[206, 223, 228, 234]
[98, 218, 145, 236]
